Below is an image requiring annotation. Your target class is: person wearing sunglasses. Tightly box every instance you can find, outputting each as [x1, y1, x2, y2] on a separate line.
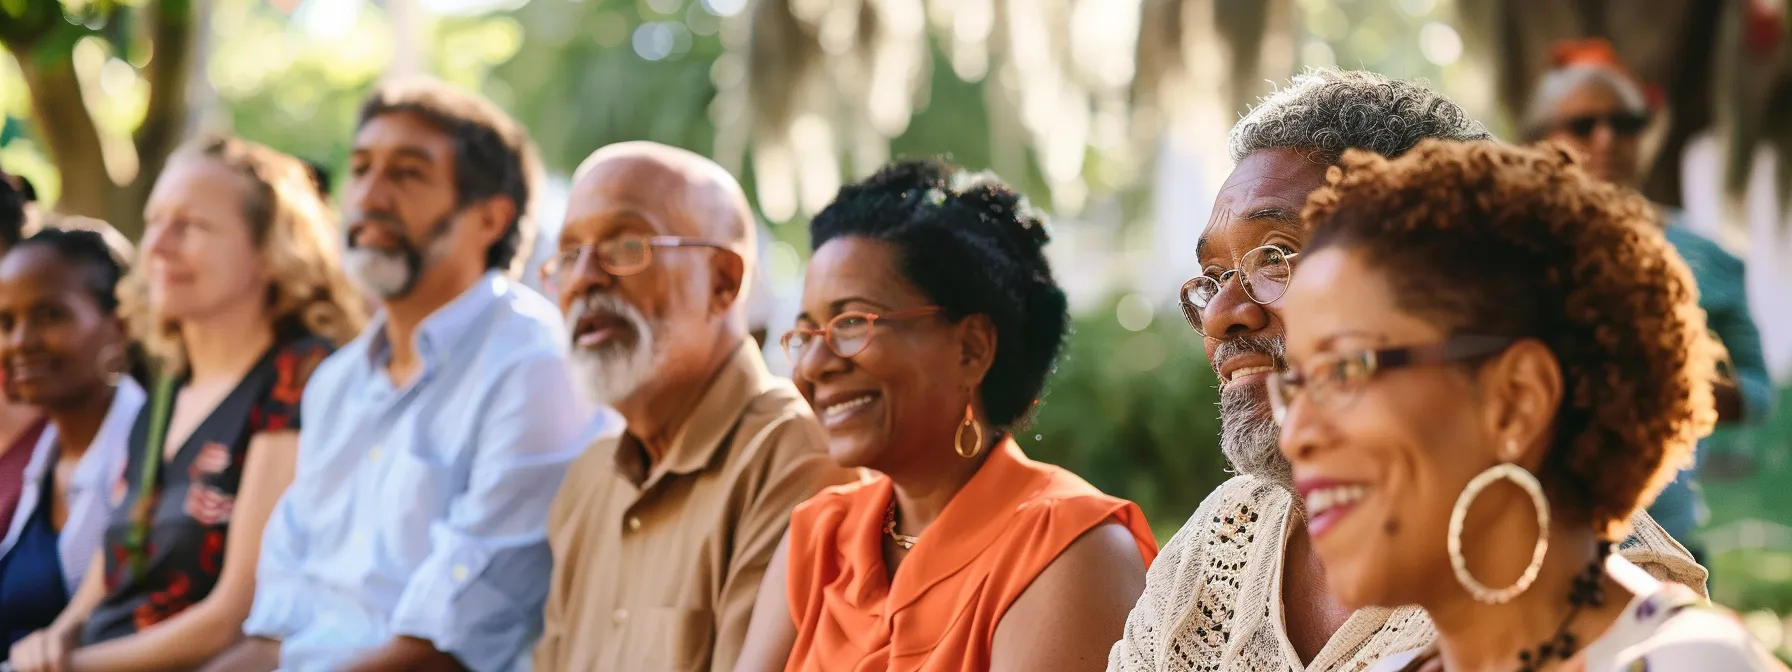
[1274, 138, 1785, 671]
[729, 159, 1156, 672]
[1522, 38, 1772, 571]
[533, 142, 855, 672]
[1112, 70, 1703, 672]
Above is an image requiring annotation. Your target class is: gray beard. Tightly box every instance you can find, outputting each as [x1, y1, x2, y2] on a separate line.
[1219, 383, 1293, 489]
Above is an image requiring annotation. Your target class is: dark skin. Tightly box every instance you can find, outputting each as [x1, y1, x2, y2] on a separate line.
[732, 237, 1145, 672]
[0, 245, 123, 524]
[553, 143, 750, 462]
[1195, 147, 1351, 663]
[199, 110, 515, 672]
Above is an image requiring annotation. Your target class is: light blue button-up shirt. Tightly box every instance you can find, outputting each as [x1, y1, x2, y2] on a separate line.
[243, 272, 612, 672]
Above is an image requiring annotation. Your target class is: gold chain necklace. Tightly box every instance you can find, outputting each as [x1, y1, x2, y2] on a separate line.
[883, 499, 919, 550]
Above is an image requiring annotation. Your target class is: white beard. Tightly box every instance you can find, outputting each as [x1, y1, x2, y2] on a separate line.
[566, 293, 659, 406]
[343, 247, 416, 300]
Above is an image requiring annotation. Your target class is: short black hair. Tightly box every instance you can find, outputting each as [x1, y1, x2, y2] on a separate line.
[357, 76, 539, 274]
[809, 158, 1069, 430]
[15, 228, 126, 313]
[0, 171, 29, 249]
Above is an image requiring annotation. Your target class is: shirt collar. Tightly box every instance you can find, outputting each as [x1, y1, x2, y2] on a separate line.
[364, 270, 507, 369]
[614, 339, 782, 487]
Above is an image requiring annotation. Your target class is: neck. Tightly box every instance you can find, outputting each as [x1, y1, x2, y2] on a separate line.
[1425, 525, 1623, 672]
[381, 265, 487, 376]
[181, 300, 276, 384]
[616, 330, 741, 466]
[886, 429, 993, 537]
[49, 384, 118, 460]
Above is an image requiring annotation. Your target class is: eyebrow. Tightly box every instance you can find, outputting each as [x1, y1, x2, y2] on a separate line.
[350, 145, 438, 164]
[795, 296, 891, 323]
[1195, 209, 1303, 262]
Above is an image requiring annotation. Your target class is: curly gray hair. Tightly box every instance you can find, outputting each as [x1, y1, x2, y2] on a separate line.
[1228, 69, 1492, 164]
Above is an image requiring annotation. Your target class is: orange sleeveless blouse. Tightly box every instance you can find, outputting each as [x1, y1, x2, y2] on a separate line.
[783, 438, 1158, 672]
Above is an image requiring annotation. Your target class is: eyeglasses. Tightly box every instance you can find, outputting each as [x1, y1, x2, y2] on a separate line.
[1179, 245, 1300, 336]
[1268, 334, 1514, 424]
[1560, 111, 1649, 139]
[540, 233, 735, 292]
[779, 306, 942, 364]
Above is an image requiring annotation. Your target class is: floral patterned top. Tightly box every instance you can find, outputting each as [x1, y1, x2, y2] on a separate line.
[79, 334, 332, 644]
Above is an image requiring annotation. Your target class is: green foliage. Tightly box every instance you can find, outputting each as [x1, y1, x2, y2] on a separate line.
[1019, 295, 1230, 531]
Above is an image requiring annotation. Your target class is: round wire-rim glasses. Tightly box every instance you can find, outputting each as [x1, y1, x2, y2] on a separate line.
[779, 306, 943, 364]
[540, 233, 736, 293]
[1179, 244, 1300, 336]
[1267, 334, 1515, 425]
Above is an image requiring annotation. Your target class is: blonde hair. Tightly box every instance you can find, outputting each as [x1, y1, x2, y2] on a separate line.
[120, 135, 367, 375]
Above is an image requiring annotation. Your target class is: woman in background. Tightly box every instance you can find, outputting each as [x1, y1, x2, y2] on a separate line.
[1274, 139, 1780, 670]
[9, 136, 364, 672]
[0, 229, 145, 660]
[1520, 38, 1772, 566]
[734, 159, 1156, 672]
[0, 169, 49, 549]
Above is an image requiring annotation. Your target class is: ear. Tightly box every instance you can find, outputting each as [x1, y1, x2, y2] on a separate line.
[708, 249, 745, 316]
[471, 195, 517, 251]
[955, 313, 998, 391]
[1479, 339, 1564, 468]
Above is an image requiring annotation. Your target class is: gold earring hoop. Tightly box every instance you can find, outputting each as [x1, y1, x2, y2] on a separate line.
[1447, 460, 1550, 604]
[97, 343, 126, 387]
[954, 404, 983, 459]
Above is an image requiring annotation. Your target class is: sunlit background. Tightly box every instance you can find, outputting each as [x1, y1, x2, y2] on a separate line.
[4, 0, 1791, 653]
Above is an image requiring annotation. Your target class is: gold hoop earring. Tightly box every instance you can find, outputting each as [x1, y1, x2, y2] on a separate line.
[954, 404, 983, 459]
[1447, 460, 1550, 604]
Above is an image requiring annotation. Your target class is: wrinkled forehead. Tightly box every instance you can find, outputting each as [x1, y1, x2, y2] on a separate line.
[1199, 148, 1329, 263]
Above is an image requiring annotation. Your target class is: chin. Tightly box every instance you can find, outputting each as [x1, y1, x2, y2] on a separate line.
[823, 432, 885, 470]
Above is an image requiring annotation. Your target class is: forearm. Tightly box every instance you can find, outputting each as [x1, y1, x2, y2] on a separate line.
[70, 601, 246, 672]
[341, 637, 466, 672]
[195, 637, 279, 672]
[53, 552, 110, 633]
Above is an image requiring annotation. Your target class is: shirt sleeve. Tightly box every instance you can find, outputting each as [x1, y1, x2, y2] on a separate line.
[710, 409, 857, 672]
[387, 352, 593, 672]
[1107, 480, 1229, 671]
[242, 491, 312, 639]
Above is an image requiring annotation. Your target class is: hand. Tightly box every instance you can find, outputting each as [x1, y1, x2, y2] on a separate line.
[9, 623, 79, 672]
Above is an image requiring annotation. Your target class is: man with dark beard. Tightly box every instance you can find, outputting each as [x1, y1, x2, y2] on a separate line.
[1106, 69, 1708, 672]
[533, 142, 857, 672]
[209, 77, 604, 672]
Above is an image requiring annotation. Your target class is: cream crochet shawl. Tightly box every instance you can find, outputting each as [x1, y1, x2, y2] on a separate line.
[1107, 475, 1709, 672]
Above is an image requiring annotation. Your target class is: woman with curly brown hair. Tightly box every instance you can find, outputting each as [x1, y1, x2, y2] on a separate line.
[1271, 139, 1784, 671]
[9, 136, 365, 672]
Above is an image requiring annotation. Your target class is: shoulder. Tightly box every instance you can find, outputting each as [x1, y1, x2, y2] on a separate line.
[1618, 509, 1710, 597]
[792, 475, 881, 526]
[492, 277, 570, 342]
[1663, 221, 1745, 273]
[272, 333, 337, 385]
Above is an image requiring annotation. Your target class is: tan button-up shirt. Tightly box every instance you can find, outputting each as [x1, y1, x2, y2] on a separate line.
[535, 342, 861, 672]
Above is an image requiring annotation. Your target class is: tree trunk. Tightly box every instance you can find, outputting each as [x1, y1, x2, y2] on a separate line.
[6, 40, 112, 222]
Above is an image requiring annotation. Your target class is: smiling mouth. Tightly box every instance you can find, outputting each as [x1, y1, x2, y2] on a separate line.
[819, 393, 879, 426]
[574, 313, 631, 348]
[1303, 483, 1369, 539]
[1224, 365, 1277, 383]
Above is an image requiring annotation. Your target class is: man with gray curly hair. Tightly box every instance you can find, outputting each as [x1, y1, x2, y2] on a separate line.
[1107, 69, 1706, 672]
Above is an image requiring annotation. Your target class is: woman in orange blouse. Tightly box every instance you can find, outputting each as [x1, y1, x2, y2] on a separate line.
[734, 159, 1158, 672]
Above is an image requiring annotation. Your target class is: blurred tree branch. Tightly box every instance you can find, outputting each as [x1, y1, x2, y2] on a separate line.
[0, 0, 193, 239]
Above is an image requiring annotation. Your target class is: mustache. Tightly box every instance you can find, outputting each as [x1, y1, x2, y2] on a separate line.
[345, 212, 408, 244]
[567, 292, 648, 338]
[1211, 332, 1287, 373]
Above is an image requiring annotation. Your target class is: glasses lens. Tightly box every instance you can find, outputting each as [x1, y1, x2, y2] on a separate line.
[1565, 116, 1598, 138]
[602, 235, 651, 274]
[1268, 371, 1293, 425]
[1243, 247, 1294, 304]
[780, 331, 810, 364]
[830, 314, 873, 357]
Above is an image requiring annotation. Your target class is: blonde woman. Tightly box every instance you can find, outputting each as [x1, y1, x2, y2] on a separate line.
[9, 136, 365, 672]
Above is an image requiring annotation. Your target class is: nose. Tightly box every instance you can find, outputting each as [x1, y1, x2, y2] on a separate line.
[1277, 390, 1326, 464]
[558, 250, 616, 308]
[143, 223, 177, 260]
[345, 168, 397, 221]
[1200, 274, 1272, 338]
[1589, 123, 1617, 153]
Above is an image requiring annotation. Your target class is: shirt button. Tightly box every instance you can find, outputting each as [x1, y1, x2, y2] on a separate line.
[369, 445, 383, 462]
[627, 516, 642, 532]
[452, 564, 469, 582]
[613, 608, 629, 624]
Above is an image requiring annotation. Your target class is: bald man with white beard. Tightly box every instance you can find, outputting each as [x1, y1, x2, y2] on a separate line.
[533, 142, 859, 672]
